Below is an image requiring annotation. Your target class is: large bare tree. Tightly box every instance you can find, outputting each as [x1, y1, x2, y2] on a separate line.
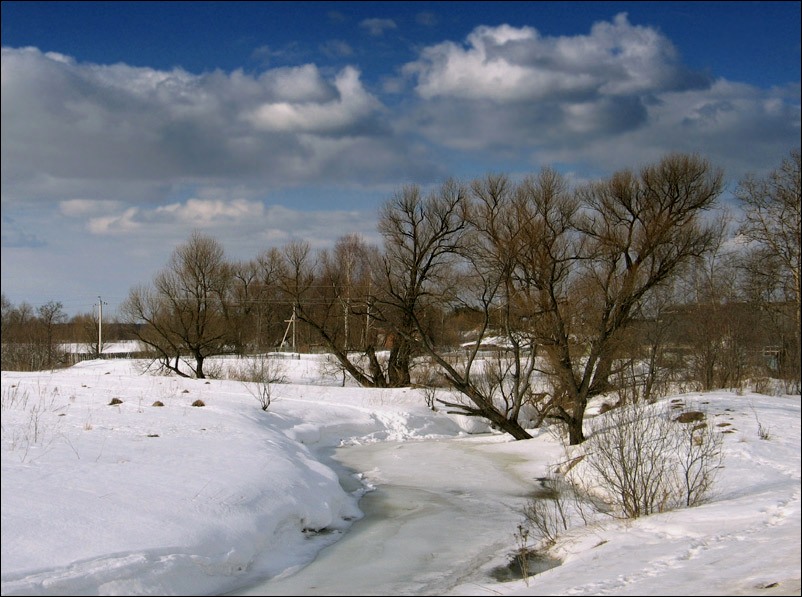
[277, 237, 395, 387]
[121, 231, 233, 378]
[37, 301, 67, 368]
[374, 180, 468, 387]
[443, 156, 722, 442]
[547, 153, 723, 443]
[411, 173, 553, 440]
[736, 148, 801, 388]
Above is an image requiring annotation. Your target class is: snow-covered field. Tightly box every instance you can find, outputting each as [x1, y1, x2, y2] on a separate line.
[1, 356, 799, 596]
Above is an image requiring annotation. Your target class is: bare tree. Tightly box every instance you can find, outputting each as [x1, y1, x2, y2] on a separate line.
[278, 237, 396, 387]
[228, 259, 264, 355]
[369, 177, 543, 439]
[37, 301, 66, 368]
[254, 247, 289, 350]
[1, 293, 11, 339]
[1, 298, 37, 370]
[736, 148, 801, 389]
[373, 180, 468, 387]
[569, 401, 723, 518]
[528, 154, 723, 444]
[1, 297, 55, 371]
[120, 231, 233, 378]
[69, 310, 108, 358]
[412, 173, 553, 439]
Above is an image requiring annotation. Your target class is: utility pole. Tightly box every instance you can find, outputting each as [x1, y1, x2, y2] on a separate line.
[365, 278, 371, 349]
[281, 304, 297, 353]
[97, 296, 107, 357]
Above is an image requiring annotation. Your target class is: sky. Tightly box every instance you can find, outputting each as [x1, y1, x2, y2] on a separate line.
[1, 353, 800, 596]
[1, 1, 800, 317]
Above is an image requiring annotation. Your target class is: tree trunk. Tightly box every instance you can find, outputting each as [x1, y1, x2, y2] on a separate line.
[566, 393, 589, 445]
[387, 342, 412, 386]
[567, 417, 585, 445]
[195, 353, 206, 379]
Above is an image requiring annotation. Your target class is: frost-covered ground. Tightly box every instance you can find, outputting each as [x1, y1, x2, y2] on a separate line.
[1, 355, 799, 596]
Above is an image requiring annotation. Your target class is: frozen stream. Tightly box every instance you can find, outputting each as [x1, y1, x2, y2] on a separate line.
[231, 437, 539, 596]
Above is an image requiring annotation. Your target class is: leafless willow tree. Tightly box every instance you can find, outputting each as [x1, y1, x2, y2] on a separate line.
[545, 154, 724, 444]
[1, 296, 67, 371]
[371, 180, 469, 387]
[736, 148, 801, 389]
[276, 237, 391, 387]
[407, 173, 553, 440]
[370, 156, 723, 443]
[36, 301, 67, 368]
[120, 231, 233, 378]
[459, 156, 722, 443]
[227, 258, 262, 355]
[70, 310, 107, 358]
[369, 176, 559, 439]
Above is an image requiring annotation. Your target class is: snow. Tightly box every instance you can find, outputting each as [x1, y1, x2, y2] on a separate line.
[1, 355, 799, 596]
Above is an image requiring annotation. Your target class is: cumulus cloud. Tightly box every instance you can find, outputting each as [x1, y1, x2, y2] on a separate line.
[79, 198, 264, 235]
[60, 199, 124, 216]
[154, 198, 265, 226]
[0, 47, 438, 208]
[68, 197, 381, 262]
[533, 79, 802, 178]
[398, 14, 799, 179]
[246, 66, 383, 134]
[405, 14, 708, 102]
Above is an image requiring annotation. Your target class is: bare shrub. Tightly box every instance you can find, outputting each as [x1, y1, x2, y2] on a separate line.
[421, 386, 438, 411]
[1, 385, 66, 462]
[1, 384, 30, 411]
[749, 399, 772, 440]
[521, 476, 573, 548]
[518, 468, 601, 550]
[568, 400, 723, 519]
[319, 354, 351, 387]
[201, 359, 224, 380]
[675, 416, 725, 507]
[238, 354, 286, 411]
[513, 524, 531, 586]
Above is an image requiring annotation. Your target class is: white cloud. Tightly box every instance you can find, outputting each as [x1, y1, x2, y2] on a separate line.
[60, 199, 124, 216]
[398, 15, 799, 180]
[532, 79, 802, 178]
[87, 207, 142, 235]
[0, 48, 435, 209]
[70, 197, 379, 252]
[405, 14, 708, 102]
[359, 18, 397, 37]
[154, 198, 264, 226]
[246, 67, 382, 134]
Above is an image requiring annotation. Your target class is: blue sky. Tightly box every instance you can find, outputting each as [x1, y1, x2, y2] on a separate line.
[1, 1, 800, 316]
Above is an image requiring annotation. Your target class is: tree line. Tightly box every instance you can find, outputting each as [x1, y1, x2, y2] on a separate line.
[2, 151, 799, 444]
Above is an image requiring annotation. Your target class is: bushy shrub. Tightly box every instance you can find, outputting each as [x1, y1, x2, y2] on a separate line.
[568, 401, 723, 518]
